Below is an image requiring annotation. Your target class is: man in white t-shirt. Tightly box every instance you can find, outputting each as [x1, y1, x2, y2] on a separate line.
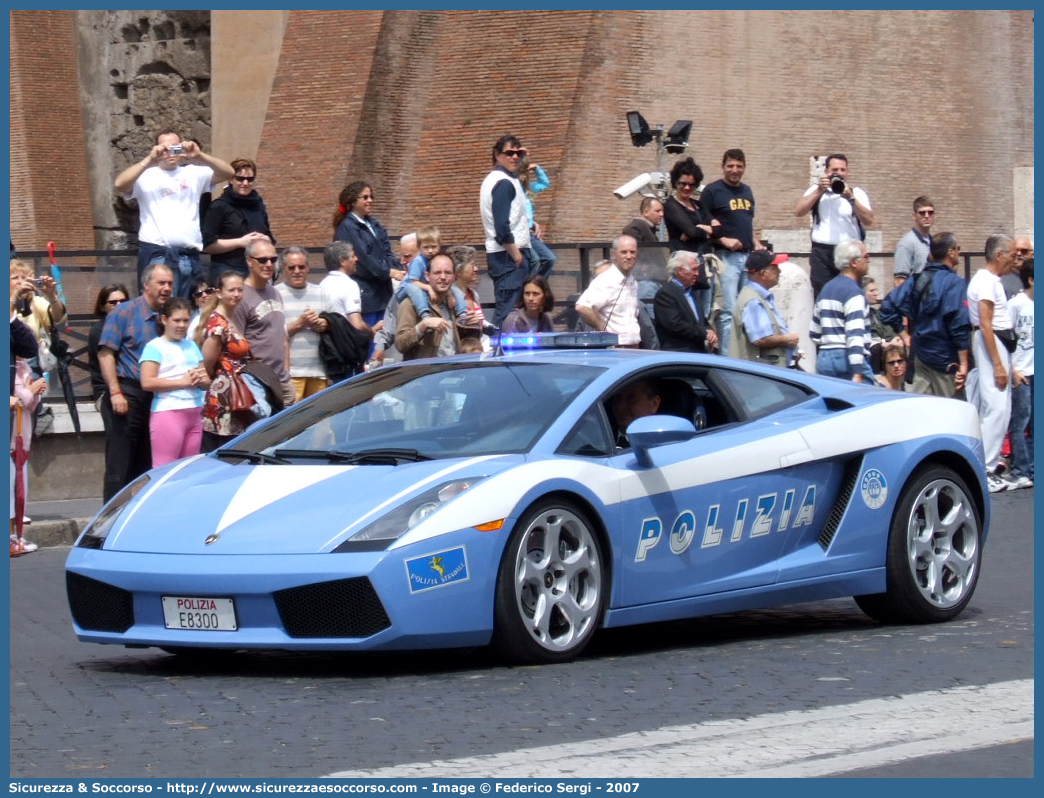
[794, 153, 874, 297]
[966, 234, 1019, 492]
[114, 129, 234, 300]
[277, 246, 332, 403]
[320, 241, 381, 337]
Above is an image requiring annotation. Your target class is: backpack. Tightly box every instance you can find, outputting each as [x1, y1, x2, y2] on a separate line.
[318, 311, 371, 383]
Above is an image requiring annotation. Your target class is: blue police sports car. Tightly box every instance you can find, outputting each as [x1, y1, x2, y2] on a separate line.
[66, 346, 989, 663]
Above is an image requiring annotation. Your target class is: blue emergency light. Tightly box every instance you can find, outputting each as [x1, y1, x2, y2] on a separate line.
[497, 331, 619, 352]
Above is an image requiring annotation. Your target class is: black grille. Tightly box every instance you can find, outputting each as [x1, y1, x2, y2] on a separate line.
[274, 577, 391, 638]
[66, 572, 135, 633]
[818, 456, 863, 550]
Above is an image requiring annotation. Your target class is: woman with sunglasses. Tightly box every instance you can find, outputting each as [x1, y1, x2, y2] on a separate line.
[201, 157, 275, 281]
[333, 181, 402, 336]
[87, 284, 130, 413]
[876, 341, 909, 391]
[663, 157, 719, 256]
[663, 157, 719, 321]
[186, 277, 215, 342]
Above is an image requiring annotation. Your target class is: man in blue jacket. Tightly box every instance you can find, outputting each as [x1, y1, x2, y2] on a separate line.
[880, 232, 971, 397]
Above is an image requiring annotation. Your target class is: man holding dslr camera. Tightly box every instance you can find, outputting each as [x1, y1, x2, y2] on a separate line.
[795, 153, 874, 297]
[114, 129, 234, 300]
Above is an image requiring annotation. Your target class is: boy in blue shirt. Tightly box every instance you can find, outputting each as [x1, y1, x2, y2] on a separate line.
[396, 226, 467, 321]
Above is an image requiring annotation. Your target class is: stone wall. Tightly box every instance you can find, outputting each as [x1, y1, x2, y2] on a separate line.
[74, 10, 212, 249]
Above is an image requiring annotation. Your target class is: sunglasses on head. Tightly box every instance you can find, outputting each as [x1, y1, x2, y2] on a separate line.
[192, 287, 216, 299]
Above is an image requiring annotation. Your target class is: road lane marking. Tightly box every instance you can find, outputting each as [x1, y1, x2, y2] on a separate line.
[326, 679, 1033, 778]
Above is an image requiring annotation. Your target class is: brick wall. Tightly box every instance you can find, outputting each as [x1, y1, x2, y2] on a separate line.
[257, 10, 386, 249]
[10, 10, 95, 252]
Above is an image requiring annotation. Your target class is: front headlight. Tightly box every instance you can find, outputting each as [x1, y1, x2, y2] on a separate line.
[333, 478, 483, 552]
[76, 474, 151, 549]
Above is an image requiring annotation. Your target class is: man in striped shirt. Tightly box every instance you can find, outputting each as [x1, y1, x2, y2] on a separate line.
[810, 239, 874, 383]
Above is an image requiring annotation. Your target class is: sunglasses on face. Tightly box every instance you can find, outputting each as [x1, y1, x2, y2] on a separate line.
[232, 175, 256, 183]
[105, 298, 127, 306]
[501, 149, 526, 158]
[677, 181, 696, 189]
[916, 209, 935, 216]
[249, 256, 279, 265]
[886, 359, 905, 366]
[285, 264, 309, 272]
[192, 287, 216, 299]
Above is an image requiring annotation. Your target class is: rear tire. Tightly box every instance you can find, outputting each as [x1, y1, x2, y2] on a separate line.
[855, 465, 982, 623]
[493, 500, 607, 663]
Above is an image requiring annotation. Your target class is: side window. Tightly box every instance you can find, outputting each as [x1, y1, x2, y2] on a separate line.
[559, 403, 614, 457]
[713, 368, 813, 419]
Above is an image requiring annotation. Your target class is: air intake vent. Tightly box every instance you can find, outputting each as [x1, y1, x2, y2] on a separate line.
[66, 572, 135, 633]
[274, 578, 391, 638]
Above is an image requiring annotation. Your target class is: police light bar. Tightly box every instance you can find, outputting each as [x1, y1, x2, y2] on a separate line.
[499, 332, 619, 351]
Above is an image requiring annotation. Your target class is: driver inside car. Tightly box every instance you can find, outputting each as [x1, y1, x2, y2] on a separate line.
[609, 378, 663, 447]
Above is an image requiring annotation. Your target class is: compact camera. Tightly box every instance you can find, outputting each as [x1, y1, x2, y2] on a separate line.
[829, 174, 846, 194]
[168, 144, 184, 156]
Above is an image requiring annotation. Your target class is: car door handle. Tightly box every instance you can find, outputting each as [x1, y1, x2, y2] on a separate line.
[780, 449, 813, 467]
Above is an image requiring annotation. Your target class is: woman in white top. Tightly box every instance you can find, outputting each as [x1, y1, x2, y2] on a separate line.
[139, 297, 210, 466]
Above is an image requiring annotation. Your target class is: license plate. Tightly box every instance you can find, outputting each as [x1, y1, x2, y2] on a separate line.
[162, 596, 237, 631]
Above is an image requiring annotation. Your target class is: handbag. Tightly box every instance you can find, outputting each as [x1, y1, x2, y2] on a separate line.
[35, 335, 58, 372]
[226, 368, 256, 412]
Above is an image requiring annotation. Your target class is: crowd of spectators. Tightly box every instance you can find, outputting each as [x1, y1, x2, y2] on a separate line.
[9, 131, 1034, 541]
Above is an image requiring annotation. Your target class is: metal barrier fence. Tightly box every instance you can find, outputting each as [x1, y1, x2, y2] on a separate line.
[14, 243, 984, 403]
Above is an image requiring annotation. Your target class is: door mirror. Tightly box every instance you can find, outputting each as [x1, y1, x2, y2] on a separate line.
[627, 415, 697, 468]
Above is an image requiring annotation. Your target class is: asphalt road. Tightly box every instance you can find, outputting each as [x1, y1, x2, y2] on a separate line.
[9, 489, 1033, 779]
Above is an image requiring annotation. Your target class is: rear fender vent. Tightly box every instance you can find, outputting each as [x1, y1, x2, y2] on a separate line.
[818, 456, 863, 550]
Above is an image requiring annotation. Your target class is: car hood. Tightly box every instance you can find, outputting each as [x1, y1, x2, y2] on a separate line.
[101, 453, 518, 555]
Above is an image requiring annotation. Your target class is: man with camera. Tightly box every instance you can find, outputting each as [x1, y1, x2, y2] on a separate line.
[114, 129, 234, 300]
[794, 154, 874, 297]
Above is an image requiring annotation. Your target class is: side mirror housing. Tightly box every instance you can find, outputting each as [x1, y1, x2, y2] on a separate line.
[627, 414, 697, 468]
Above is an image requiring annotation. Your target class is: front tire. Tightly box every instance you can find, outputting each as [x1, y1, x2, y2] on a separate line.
[493, 500, 607, 663]
[855, 465, 982, 623]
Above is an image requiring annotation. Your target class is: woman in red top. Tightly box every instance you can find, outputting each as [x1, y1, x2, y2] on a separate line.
[194, 271, 253, 452]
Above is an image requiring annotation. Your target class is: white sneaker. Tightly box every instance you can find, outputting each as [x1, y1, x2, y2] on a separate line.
[1008, 474, 1033, 489]
[987, 472, 1013, 493]
[10, 538, 37, 554]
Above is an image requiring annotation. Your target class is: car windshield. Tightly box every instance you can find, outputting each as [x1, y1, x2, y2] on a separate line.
[232, 361, 604, 461]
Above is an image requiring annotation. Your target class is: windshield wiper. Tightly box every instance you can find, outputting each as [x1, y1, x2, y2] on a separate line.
[273, 447, 432, 465]
[213, 449, 289, 465]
